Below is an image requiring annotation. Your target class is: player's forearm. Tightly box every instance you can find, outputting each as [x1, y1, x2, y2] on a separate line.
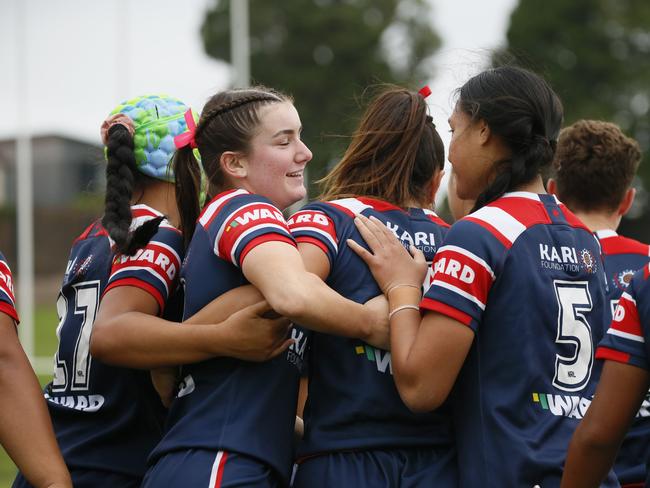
[0, 335, 71, 488]
[185, 285, 263, 325]
[560, 436, 618, 488]
[390, 310, 436, 412]
[393, 311, 473, 413]
[561, 360, 650, 487]
[91, 312, 236, 368]
[267, 271, 376, 341]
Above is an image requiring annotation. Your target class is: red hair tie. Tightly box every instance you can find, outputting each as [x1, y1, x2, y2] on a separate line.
[418, 85, 432, 98]
[174, 109, 198, 149]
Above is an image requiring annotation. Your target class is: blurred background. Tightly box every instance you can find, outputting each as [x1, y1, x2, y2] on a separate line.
[1, 0, 649, 480]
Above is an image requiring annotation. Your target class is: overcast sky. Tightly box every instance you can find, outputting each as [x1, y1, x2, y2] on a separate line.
[0, 0, 517, 153]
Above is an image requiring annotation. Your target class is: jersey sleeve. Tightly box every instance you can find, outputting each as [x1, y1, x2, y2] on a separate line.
[287, 204, 338, 265]
[596, 268, 650, 371]
[420, 219, 500, 331]
[207, 194, 296, 268]
[0, 253, 19, 323]
[104, 223, 184, 314]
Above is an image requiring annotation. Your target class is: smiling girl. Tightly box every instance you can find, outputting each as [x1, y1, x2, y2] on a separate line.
[141, 87, 388, 488]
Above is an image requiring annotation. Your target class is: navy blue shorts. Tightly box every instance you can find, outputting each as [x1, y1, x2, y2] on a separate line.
[143, 449, 282, 488]
[291, 447, 457, 488]
[13, 469, 141, 488]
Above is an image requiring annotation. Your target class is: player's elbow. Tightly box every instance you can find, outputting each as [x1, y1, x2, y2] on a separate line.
[400, 388, 441, 413]
[261, 277, 313, 321]
[396, 374, 447, 413]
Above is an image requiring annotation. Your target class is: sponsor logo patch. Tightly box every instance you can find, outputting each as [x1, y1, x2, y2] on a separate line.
[355, 344, 392, 374]
[532, 391, 592, 419]
[613, 269, 635, 290]
[579, 249, 597, 274]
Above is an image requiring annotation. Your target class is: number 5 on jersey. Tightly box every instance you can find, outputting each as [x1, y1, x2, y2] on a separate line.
[552, 280, 594, 392]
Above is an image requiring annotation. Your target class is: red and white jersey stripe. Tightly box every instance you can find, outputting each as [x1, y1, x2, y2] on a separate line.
[0, 254, 18, 322]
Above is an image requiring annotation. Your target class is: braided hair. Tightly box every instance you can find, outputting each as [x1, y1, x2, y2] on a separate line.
[455, 66, 563, 212]
[173, 87, 291, 247]
[102, 125, 163, 255]
[101, 95, 190, 255]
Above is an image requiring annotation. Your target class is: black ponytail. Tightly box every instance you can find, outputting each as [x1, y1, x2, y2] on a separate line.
[102, 124, 163, 255]
[458, 66, 563, 212]
[472, 136, 556, 211]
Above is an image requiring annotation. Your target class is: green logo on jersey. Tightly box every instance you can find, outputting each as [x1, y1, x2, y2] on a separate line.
[355, 344, 392, 374]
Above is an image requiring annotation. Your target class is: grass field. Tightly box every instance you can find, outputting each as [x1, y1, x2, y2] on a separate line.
[0, 305, 60, 486]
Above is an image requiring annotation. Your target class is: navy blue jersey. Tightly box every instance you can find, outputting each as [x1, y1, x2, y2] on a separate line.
[45, 205, 183, 477]
[150, 189, 306, 485]
[422, 192, 616, 487]
[598, 265, 650, 488]
[597, 263, 650, 367]
[287, 197, 455, 456]
[595, 230, 650, 486]
[0, 252, 19, 323]
[596, 230, 650, 319]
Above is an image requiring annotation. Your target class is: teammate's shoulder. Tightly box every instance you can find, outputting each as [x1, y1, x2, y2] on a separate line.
[293, 200, 332, 214]
[73, 219, 108, 245]
[421, 208, 451, 228]
[322, 197, 375, 217]
[627, 263, 650, 296]
[457, 193, 542, 249]
[638, 262, 650, 283]
[130, 204, 180, 236]
[320, 196, 425, 218]
[288, 202, 337, 228]
[596, 230, 650, 257]
[555, 203, 592, 234]
[198, 189, 277, 228]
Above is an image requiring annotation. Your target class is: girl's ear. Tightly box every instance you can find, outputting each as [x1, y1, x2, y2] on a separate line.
[220, 151, 247, 179]
[476, 118, 491, 145]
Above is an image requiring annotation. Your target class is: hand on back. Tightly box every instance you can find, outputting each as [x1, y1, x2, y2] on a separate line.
[348, 214, 428, 294]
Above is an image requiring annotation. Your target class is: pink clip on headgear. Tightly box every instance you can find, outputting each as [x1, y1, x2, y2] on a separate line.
[174, 109, 198, 149]
[418, 85, 432, 98]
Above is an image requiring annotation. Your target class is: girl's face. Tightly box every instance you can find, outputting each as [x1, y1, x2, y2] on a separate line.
[447, 104, 495, 201]
[241, 102, 312, 210]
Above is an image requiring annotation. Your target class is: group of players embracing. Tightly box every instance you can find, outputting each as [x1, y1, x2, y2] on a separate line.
[1, 65, 649, 488]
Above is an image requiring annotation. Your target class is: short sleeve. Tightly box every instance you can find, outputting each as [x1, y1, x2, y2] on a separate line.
[420, 219, 500, 332]
[0, 254, 19, 323]
[206, 194, 296, 268]
[104, 223, 184, 314]
[288, 205, 338, 265]
[597, 269, 650, 371]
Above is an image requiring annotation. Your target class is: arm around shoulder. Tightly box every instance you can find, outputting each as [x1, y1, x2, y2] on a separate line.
[242, 241, 386, 345]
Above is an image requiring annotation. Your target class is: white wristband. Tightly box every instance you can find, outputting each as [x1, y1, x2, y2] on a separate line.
[388, 304, 420, 320]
